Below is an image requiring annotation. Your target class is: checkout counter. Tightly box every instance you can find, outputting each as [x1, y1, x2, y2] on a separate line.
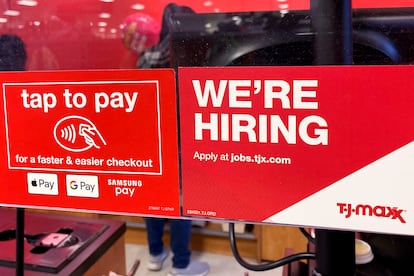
[0, 208, 126, 275]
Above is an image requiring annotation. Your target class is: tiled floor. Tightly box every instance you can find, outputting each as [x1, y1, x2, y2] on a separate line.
[124, 243, 283, 276]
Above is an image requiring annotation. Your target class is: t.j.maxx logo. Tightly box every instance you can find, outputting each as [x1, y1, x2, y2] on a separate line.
[337, 203, 406, 224]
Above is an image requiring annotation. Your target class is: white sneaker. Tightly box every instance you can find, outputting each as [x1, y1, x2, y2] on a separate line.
[167, 261, 209, 276]
[147, 249, 168, 271]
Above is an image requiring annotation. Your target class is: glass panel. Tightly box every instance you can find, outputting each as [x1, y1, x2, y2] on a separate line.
[1, 1, 413, 71]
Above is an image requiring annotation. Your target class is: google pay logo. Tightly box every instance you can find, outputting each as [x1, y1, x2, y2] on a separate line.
[69, 181, 78, 190]
[66, 175, 99, 198]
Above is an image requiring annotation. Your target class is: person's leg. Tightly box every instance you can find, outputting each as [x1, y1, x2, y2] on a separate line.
[169, 219, 192, 268]
[145, 217, 166, 255]
[145, 217, 169, 271]
[168, 219, 210, 275]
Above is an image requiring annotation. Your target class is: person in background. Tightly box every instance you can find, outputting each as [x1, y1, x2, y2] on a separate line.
[0, 34, 27, 71]
[136, 3, 194, 69]
[122, 3, 209, 276]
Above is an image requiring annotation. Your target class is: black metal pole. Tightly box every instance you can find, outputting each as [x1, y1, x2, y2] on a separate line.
[311, 0, 355, 275]
[313, 229, 355, 276]
[16, 208, 24, 276]
[311, 0, 353, 65]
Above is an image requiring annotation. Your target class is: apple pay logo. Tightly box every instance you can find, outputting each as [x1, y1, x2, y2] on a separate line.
[27, 173, 59, 195]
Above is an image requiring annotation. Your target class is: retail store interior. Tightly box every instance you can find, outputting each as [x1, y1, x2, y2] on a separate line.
[0, 0, 312, 71]
[124, 230, 283, 276]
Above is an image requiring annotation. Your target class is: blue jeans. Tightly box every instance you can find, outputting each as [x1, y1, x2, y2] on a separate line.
[145, 217, 191, 268]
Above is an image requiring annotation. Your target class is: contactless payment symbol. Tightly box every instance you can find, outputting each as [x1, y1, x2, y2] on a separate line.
[54, 115, 107, 152]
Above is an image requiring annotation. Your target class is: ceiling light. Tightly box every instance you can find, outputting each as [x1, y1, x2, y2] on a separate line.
[100, 0, 115, 2]
[131, 4, 144, 10]
[99, 13, 111, 19]
[0, 18, 7, 23]
[4, 10, 20, 16]
[16, 0, 38, 7]
[98, 22, 107, 27]
[203, 1, 213, 7]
